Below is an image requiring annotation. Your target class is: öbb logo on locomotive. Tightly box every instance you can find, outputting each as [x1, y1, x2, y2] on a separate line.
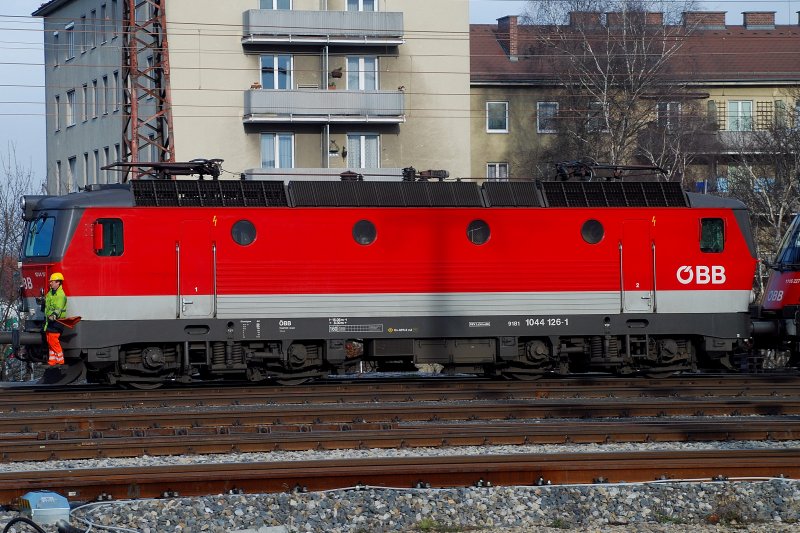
[675, 265, 726, 285]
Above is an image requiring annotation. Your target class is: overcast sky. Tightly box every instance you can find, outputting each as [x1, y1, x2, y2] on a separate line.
[1, 0, 795, 181]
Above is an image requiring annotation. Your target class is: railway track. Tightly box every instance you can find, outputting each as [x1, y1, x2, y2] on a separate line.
[0, 450, 798, 504]
[0, 375, 798, 506]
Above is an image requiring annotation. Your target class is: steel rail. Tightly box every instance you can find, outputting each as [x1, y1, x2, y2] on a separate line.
[1, 397, 798, 434]
[0, 449, 797, 505]
[2, 417, 799, 462]
[2, 374, 799, 412]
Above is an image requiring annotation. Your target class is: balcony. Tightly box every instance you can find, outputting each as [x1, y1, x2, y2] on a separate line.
[243, 89, 405, 124]
[242, 10, 404, 46]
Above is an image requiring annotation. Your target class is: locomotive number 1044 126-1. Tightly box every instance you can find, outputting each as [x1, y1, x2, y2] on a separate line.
[507, 318, 570, 327]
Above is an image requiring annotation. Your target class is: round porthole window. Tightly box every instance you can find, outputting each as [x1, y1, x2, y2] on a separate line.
[353, 220, 377, 245]
[581, 219, 604, 244]
[467, 219, 490, 245]
[231, 220, 256, 246]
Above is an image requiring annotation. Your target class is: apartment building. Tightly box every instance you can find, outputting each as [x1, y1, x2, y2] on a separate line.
[34, 0, 472, 193]
[470, 11, 800, 182]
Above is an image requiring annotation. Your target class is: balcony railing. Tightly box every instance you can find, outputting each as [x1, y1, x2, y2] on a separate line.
[243, 89, 405, 124]
[242, 10, 404, 46]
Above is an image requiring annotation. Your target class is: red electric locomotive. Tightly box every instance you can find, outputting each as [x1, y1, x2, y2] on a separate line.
[15, 161, 760, 386]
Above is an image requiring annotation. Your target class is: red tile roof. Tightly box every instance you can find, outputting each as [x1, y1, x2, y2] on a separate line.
[471, 21, 800, 85]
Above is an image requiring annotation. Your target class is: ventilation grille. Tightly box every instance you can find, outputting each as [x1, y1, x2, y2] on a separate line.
[290, 181, 483, 207]
[482, 182, 543, 207]
[132, 180, 288, 207]
[541, 181, 687, 207]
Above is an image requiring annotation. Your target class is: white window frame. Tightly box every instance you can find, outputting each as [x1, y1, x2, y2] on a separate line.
[487, 163, 509, 181]
[728, 100, 753, 131]
[66, 90, 76, 127]
[346, 56, 378, 91]
[55, 160, 62, 195]
[67, 156, 77, 193]
[103, 146, 110, 182]
[537, 102, 558, 134]
[486, 101, 508, 133]
[112, 71, 120, 111]
[346, 133, 380, 168]
[347, 0, 377, 11]
[79, 16, 87, 54]
[260, 55, 293, 90]
[93, 149, 100, 184]
[260, 133, 295, 168]
[65, 22, 75, 60]
[102, 75, 109, 114]
[111, 0, 118, 38]
[82, 152, 89, 188]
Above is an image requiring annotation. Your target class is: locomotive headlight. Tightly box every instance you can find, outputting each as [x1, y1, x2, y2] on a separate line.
[19, 195, 26, 212]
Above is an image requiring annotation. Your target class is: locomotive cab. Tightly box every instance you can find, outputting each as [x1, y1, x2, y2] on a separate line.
[757, 214, 800, 366]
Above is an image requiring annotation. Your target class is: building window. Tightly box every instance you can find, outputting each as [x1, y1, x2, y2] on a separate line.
[657, 101, 681, 130]
[347, 0, 376, 11]
[112, 71, 120, 111]
[67, 157, 77, 192]
[260, 55, 292, 90]
[261, 133, 294, 168]
[347, 134, 379, 168]
[82, 153, 89, 188]
[65, 23, 75, 60]
[79, 15, 86, 53]
[487, 163, 509, 181]
[728, 101, 753, 131]
[111, 0, 118, 38]
[103, 146, 110, 182]
[260, 0, 291, 8]
[93, 149, 100, 184]
[54, 95, 60, 131]
[486, 102, 508, 133]
[52, 31, 59, 67]
[346, 56, 377, 91]
[588, 101, 608, 131]
[81, 84, 88, 122]
[102, 76, 109, 114]
[55, 161, 61, 195]
[89, 10, 97, 48]
[537, 102, 558, 133]
[91, 80, 98, 118]
[114, 143, 120, 167]
[66, 90, 76, 127]
[100, 4, 107, 43]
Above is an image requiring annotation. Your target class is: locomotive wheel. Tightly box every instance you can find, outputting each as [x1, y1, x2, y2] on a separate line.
[273, 376, 313, 386]
[503, 371, 544, 381]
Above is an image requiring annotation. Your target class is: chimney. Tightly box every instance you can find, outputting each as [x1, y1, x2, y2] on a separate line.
[682, 11, 726, 29]
[569, 11, 602, 27]
[743, 11, 775, 29]
[606, 11, 662, 27]
[497, 16, 518, 60]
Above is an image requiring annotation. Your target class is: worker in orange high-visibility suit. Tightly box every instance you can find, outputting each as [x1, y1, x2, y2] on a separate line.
[44, 272, 67, 365]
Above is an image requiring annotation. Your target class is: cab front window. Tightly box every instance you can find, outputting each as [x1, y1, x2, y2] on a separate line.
[775, 216, 800, 266]
[23, 216, 55, 257]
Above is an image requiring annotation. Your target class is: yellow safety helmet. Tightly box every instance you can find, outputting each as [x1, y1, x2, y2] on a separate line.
[49, 272, 64, 282]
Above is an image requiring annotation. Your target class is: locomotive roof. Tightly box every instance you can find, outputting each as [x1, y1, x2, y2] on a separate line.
[30, 179, 746, 210]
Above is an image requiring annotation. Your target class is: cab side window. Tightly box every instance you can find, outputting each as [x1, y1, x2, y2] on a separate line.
[700, 218, 724, 253]
[95, 218, 124, 256]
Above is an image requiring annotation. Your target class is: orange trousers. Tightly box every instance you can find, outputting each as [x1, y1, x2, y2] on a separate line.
[46, 332, 64, 365]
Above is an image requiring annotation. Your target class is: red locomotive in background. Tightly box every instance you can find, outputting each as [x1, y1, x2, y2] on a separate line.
[8, 160, 794, 387]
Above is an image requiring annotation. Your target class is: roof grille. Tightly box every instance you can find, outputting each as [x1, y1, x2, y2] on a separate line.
[482, 182, 543, 207]
[290, 181, 483, 207]
[542, 181, 687, 207]
[132, 180, 288, 207]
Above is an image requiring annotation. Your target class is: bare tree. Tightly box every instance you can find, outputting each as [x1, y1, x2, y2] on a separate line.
[523, 0, 706, 174]
[720, 100, 800, 292]
[0, 144, 42, 380]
